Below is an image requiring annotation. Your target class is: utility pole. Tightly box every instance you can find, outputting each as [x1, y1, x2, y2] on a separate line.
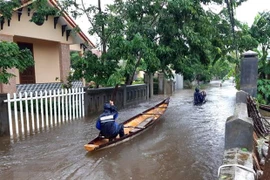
[98, 0, 106, 53]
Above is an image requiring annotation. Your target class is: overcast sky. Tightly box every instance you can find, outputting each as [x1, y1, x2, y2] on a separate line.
[236, 0, 270, 26]
[76, 0, 270, 47]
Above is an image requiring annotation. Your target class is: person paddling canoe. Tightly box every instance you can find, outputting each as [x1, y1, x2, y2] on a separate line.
[194, 87, 206, 105]
[95, 100, 125, 140]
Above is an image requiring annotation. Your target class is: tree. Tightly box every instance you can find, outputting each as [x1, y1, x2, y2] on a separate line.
[107, 0, 233, 83]
[0, 41, 34, 84]
[155, 0, 231, 82]
[247, 11, 270, 104]
[62, 0, 250, 86]
[224, 0, 248, 59]
[250, 12, 270, 79]
[70, 51, 119, 87]
[209, 58, 232, 80]
[58, 0, 123, 87]
[108, 0, 167, 84]
[64, 0, 167, 85]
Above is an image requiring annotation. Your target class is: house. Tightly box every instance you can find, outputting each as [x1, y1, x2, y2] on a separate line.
[0, 0, 95, 94]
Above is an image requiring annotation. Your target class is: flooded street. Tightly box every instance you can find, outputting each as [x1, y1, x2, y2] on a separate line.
[0, 80, 236, 180]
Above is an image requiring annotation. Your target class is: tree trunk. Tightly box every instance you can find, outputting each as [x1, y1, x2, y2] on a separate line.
[125, 54, 142, 85]
[98, 0, 106, 53]
[262, 46, 267, 79]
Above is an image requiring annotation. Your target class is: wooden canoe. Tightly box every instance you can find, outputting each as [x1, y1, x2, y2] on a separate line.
[84, 97, 170, 152]
[259, 104, 270, 112]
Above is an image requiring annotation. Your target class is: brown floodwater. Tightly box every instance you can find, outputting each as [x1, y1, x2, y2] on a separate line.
[0, 80, 236, 180]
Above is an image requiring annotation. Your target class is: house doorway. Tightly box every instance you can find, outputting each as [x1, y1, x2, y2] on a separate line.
[18, 42, 36, 84]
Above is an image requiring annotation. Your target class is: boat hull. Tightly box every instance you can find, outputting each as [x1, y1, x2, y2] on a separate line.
[84, 97, 170, 152]
[259, 104, 270, 112]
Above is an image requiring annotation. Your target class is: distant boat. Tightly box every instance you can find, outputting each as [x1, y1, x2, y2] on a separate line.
[194, 90, 207, 106]
[259, 104, 270, 112]
[84, 97, 170, 152]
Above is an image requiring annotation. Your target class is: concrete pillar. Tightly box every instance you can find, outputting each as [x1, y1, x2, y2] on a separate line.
[220, 90, 255, 179]
[164, 79, 167, 95]
[225, 103, 253, 151]
[0, 34, 16, 94]
[158, 73, 164, 94]
[175, 74, 183, 90]
[144, 73, 154, 99]
[83, 87, 89, 117]
[123, 84, 127, 107]
[164, 80, 173, 95]
[144, 73, 150, 99]
[236, 90, 248, 104]
[240, 50, 258, 97]
[0, 94, 9, 136]
[149, 73, 153, 98]
[59, 43, 70, 83]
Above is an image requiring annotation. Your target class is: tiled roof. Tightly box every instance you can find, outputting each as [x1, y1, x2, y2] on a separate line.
[16, 81, 83, 95]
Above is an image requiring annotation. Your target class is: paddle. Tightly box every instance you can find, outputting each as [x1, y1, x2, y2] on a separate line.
[111, 84, 119, 103]
[124, 126, 145, 129]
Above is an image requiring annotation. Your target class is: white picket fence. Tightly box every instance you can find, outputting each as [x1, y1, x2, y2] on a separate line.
[4, 88, 85, 137]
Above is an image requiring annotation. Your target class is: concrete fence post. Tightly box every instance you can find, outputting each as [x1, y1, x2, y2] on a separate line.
[240, 50, 258, 97]
[123, 84, 127, 107]
[158, 73, 164, 94]
[236, 90, 248, 104]
[0, 94, 9, 136]
[149, 73, 153, 98]
[219, 51, 259, 180]
[225, 103, 253, 151]
[219, 91, 255, 180]
[144, 73, 150, 100]
[144, 73, 154, 99]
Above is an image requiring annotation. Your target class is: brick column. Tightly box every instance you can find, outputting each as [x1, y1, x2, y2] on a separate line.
[0, 34, 16, 94]
[59, 43, 71, 83]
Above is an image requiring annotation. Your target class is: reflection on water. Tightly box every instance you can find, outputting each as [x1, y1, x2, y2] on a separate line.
[0, 80, 236, 180]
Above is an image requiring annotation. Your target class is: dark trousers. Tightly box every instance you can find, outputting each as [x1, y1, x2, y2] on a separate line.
[107, 123, 125, 140]
[117, 123, 125, 138]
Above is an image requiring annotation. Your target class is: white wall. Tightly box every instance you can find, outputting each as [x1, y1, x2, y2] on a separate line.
[174, 74, 184, 90]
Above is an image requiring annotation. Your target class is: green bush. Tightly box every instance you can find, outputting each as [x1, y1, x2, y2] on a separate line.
[257, 79, 270, 105]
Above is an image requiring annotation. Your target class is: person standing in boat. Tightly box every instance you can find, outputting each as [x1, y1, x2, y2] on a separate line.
[194, 87, 206, 105]
[96, 100, 125, 140]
